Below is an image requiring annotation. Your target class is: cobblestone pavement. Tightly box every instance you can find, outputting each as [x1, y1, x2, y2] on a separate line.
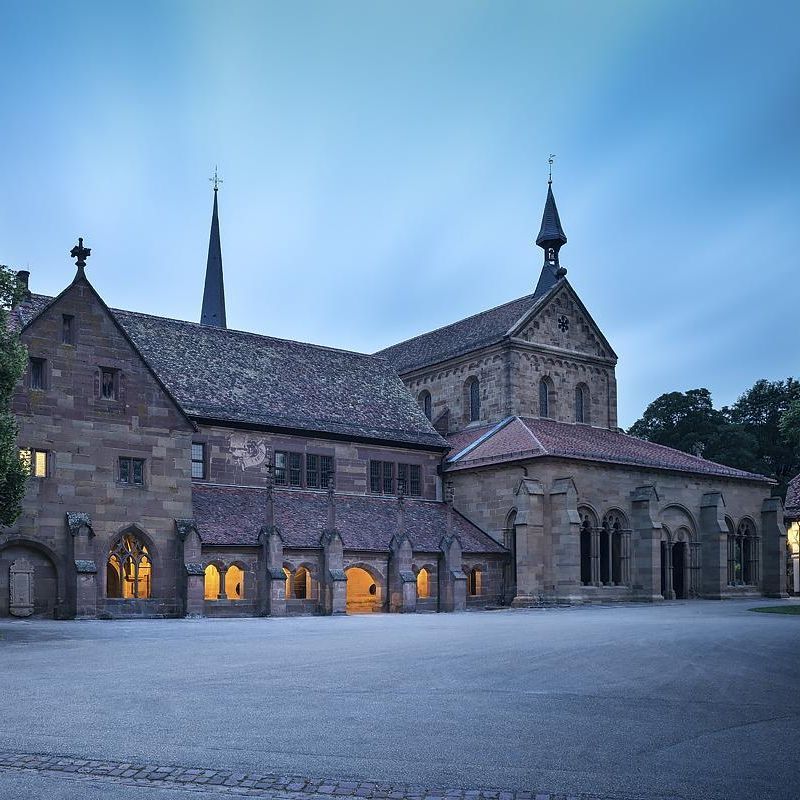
[0, 752, 603, 800]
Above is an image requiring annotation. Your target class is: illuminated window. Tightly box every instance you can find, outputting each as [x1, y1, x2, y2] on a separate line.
[191, 443, 206, 479]
[467, 567, 482, 596]
[417, 568, 430, 599]
[293, 566, 311, 599]
[204, 564, 221, 600]
[107, 533, 151, 599]
[20, 448, 47, 478]
[119, 457, 144, 486]
[225, 565, 244, 599]
[62, 314, 74, 345]
[29, 357, 46, 390]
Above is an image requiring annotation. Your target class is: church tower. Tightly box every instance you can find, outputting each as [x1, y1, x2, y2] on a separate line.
[533, 178, 568, 298]
[200, 171, 227, 328]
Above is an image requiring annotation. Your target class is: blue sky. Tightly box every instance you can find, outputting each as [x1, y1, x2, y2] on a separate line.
[1, 0, 797, 426]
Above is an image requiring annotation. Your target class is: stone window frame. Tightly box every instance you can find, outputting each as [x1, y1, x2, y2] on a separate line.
[19, 447, 49, 479]
[727, 517, 760, 587]
[305, 453, 334, 490]
[99, 366, 120, 401]
[464, 376, 480, 423]
[118, 456, 146, 487]
[539, 376, 556, 418]
[106, 530, 153, 600]
[283, 562, 318, 601]
[369, 460, 423, 497]
[575, 383, 590, 424]
[203, 560, 247, 601]
[466, 566, 483, 596]
[28, 356, 47, 391]
[275, 450, 334, 490]
[600, 508, 629, 586]
[191, 442, 207, 480]
[418, 390, 432, 421]
[61, 314, 75, 346]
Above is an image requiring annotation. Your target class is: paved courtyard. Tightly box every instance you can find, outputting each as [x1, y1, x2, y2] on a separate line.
[1, 601, 799, 800]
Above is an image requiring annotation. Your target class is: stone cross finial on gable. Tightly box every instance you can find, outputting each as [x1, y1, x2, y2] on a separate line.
[70, 237, 91, 269]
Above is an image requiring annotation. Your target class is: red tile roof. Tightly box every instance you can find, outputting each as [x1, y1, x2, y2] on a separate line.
[192, 485, 506, 554]
[446, 417, 770, 482]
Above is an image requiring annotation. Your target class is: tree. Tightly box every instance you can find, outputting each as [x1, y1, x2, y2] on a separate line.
[628, 388, 757, 470]
[779, 398, 800, 450]
[0, 265, 29, 525]
[726, 378, 800, 497]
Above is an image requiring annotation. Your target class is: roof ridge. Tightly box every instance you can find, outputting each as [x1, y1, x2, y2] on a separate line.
[515, 416, 547, 452]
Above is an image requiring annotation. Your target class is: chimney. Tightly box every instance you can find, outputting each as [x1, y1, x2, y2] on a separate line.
[16, 270, 30, 294]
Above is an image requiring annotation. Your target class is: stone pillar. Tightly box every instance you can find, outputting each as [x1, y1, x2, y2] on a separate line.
[690, 541, 702, 597]
[388, 494, 417, 613]
[320, 480, 347, 614]
[663, 542, 674, 600]
[511, 478, 545, 605]
[438, 532, 466, 612]
[259, 527, 287, 616]
[630, 486, 662, 601]
[550, 478, 582, 602]
[700, 492, 729, 599]
[761, 497, 788, 598]
[590, 526, 600, 586]
[175, 519, 205, 618]
[67, 512, 97, 619]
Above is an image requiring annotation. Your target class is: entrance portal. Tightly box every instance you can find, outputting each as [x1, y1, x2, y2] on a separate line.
[672, 542, 686, 599]
[0, 544, 58, 617]
[345, 567, 381, 613]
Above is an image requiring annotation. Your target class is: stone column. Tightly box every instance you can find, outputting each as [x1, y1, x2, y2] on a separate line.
[438, 532, 466, 612]
[67, 512, 97, 619]
[761, 497, 788, 598]
[511, 477, 545, 605]
[621, 530, 632, 586]
[700, 492, 729, 599]
[550, 478, 582, 602]
[630, 486, 662, 601]
[663, 542, 674, 600]
[320, 480, 347, 615]
[388, 494, 417, 612]
[590, 526, 600, 586]
[175, 519, 204, 618]
[690, 541, 702, 597]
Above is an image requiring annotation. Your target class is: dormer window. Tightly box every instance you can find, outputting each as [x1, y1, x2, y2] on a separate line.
[62, 314, 75, 345]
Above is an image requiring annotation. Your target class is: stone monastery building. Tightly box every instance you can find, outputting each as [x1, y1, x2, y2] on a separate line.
[1, 181, 788, 618]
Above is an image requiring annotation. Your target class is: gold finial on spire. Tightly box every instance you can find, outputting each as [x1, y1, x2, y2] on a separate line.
[209, 165, 223, 192]
[548, 154, 556, 185]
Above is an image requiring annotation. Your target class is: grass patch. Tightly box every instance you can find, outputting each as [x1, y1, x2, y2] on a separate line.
[750, 605, 800, 615]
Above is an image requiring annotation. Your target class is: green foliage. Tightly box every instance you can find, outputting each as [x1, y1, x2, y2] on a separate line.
[0, 266, 29, 526]
[629, 380, 800, 499]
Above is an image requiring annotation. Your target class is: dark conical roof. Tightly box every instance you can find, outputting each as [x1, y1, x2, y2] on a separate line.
[201, 188, 227, 328]
[535, 183, 567, 247]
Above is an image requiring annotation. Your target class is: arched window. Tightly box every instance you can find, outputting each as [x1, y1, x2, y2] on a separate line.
[729, 519, 759, 586]
[418, 390, 432, 421]
[226, 565, 244, 599]
[465, 377, 480, 422]
[539, 378, 552, 418]
[416, 567, 430, 598]
[204, 564, 221, 600]
[601, 510, 627, 586]
[107, 533, 151, 599]
[467, 567, 482, 596]
[579, 509, 595, 586]
[293, 566, 311, 599]
[575, 384, 589, 424]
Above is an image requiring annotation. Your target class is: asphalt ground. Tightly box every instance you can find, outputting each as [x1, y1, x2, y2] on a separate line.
[1, 599, 798, 800]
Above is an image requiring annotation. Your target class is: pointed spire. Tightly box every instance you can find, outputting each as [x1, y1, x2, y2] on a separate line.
[201, 169, 227, 328]
[533, 168, 568, 298]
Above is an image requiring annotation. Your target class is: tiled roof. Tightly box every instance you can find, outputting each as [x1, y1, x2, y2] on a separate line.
[446, 416, 771, 482]
[14, 292, 446, 449]
[786, 474, 800, 519]
[191, 485, 506, 553]
[376, 292, 546, 374]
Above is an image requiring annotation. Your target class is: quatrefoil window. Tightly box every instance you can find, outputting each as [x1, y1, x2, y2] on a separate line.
[557, 314, 569, 332]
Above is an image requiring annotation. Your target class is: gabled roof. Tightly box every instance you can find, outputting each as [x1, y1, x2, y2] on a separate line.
[192, 485, 506, 553]
[376, 277, 616, 375]
[445, 416, 771, 483]
[13, 291, 447, 449]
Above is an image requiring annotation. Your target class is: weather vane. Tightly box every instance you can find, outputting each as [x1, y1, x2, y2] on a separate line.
[209, 165, 223, 192]
[548, 154, 556, 184]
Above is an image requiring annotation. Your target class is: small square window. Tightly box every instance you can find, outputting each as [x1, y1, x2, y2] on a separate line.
[62, 314, 75, 345]
[19, 448, 48, 478]
[101, 368, 117, 400]
[29, 358, 46, 390]
[191, 443, 206, 479]
[119, 457, 145, 486]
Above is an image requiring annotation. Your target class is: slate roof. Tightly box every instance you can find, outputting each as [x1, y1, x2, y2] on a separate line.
[536, 184, 568, 246]
[376, 291, 548, 374]
[445, 416, 771, 482]
[13, 291, 446, 449]
[191, 485, 506, 553]
[786, 473, 800, 520]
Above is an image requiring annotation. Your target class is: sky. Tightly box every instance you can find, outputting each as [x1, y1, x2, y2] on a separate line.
[0, 0, 798, 427]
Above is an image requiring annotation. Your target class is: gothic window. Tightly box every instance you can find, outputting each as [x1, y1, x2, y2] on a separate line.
[107, 533, 151, 599]
[728, 519, 758, 586]
[539, 377, 554, 418]
[467, 567, 482, 596]
[225, 565, 244, 599]
[418, 390, 432, 421]
[417, 567, 430, 599]
[579, 511, 594, 586]
[119, 457, 145, 486]
[204, 564, 221, 600]
[575, 384, 589, 424]
[29, 357, 46, 390]
[601, 510, 627, 586]
[464, 377, 480, 422]
[557, 314, 569, 332]
[61, 314, 75, 345]
[191, 443, 206, 479]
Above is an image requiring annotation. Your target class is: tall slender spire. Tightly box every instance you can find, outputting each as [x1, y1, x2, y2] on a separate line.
[201, 169, 227, 328]
[533, 164, 568, 298]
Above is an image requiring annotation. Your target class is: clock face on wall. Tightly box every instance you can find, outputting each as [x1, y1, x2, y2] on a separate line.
[557, 314, 570, 333]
